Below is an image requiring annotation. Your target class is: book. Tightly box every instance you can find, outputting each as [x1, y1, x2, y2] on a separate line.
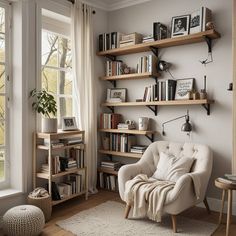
[153, 22, 168, 40]
[165, 79, 177, 101]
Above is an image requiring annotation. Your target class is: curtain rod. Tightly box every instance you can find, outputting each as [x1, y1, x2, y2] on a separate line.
[67, 0, 96, 14]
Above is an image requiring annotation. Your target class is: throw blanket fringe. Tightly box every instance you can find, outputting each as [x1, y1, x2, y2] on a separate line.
[124, 174, 175, 222]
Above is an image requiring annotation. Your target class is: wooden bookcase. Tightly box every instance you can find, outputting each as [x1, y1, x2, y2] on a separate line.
[97, 29, 221, 190]
[33, 130, 88, 206]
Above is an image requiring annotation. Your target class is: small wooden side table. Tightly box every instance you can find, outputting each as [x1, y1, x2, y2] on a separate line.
[215, 178, 236, 236]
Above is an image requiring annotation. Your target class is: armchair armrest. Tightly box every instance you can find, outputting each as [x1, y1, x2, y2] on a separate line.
[118, 163, 142, 201]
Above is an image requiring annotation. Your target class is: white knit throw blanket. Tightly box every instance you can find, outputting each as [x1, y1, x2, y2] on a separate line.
[124, 174, 175, 222]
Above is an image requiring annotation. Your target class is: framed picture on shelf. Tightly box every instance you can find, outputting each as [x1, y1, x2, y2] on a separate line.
[175, 78, 194, 100]
[171, 14, 190, 38]
[190, 9, 203, 34]
[62, 117, 78, 131]
[106, 88, 127, 102]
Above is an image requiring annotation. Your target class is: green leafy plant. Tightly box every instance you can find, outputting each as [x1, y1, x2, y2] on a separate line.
[29, 89, 57, 118]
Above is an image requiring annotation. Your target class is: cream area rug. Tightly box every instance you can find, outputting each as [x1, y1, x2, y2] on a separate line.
[57, 201, 217, 236]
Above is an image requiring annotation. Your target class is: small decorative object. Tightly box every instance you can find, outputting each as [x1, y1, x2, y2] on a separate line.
[199, 75, 207, 99]
[206, 21, 214, 30]
[30, 89, 57, 133]
[171, 15, 190, 38]
[192, 91, 200, 100]
[175, 78, 194, 100]
[138, 117, 149, 131]
[62, 117, 78, 131]
[107, 88, 127, 102]
[3, 205, 45, 236]
[118, 120, 136, 130]
[153, 22, 167, 40]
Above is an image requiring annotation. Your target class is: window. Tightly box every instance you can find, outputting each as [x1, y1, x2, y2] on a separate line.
[41, 20, 72, 124]
[0, 1, 10, 187]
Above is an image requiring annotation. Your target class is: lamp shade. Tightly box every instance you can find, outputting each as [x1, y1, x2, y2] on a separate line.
[181, 115, 192, 132]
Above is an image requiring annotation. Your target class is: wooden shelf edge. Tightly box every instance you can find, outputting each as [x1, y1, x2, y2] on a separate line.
[36, 130, 85, 139]
[98, 128, 155, 135]
[37, 143, 85, 150]
[97, 167, 118, 176]
[52, 191, 87, 206]
[99, 149, 142, 159]
[99, 72, 160, 81]
[97, 30, 220, 56]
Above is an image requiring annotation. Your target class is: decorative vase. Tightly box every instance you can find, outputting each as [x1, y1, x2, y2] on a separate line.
[41, 118, 57, 133]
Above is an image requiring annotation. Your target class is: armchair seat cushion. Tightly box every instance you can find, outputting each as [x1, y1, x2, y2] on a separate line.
[152, 152, 195, 182]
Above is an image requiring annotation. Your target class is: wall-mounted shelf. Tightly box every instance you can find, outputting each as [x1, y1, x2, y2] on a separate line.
[97, 30, 220, 57]
[99, 149, 142, 159]
[37, 143, 85, 151]
[101, 99, 214, 115]
[97, 167, 118, 176]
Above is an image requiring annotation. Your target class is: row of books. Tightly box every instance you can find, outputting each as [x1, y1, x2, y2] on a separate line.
[101, 161, 121, 171]
[105, 60, 124, 77]
[98, 172, 118, 191]
[100, 113, 121, 129]
[50, 171, 85, 200]
[130, 145, 148, 154]
[108, 134, 136, 152]
[137, 55, 157, 74]
[70, 148, 85, 169]
[98, 32, 122, 51]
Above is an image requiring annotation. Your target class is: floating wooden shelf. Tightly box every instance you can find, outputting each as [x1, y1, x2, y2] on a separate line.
[99, 149, 142, 159]
[37, 130, 84, 140]
[52, 190, 87, 206]
[99, 72, 160, 81]
[37, 143, 85, 151]
[36, 167, 86, 180]
[97, 30, 220, 57]
[99, 128, 155, 135]
[97, 167, 118, 176]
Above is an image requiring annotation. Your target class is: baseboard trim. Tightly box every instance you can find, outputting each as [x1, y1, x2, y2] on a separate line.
[198, 197, 236, 216]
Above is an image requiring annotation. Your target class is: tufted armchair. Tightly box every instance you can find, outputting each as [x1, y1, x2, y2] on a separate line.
[118, 141, 213, 232]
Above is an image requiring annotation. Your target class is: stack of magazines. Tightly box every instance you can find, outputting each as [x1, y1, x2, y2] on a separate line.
[130, 145, 147, 154]
[101, 161, 121, 171]
[217, 174, 236, 184]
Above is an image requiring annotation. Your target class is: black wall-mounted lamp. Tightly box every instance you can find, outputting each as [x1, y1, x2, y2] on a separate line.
[158, 60, 175, 80]
[162, 110, 192, 136]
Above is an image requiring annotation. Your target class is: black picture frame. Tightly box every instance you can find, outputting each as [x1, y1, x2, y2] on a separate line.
[171, 14, 191, 38]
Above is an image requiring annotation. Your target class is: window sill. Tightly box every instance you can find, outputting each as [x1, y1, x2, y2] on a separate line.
[0, 189, 23, 199]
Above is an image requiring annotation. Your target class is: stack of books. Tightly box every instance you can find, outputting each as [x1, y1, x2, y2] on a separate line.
[105, 60, 124, 76]
[43, 139, 64, 148]
[101, 161, 121, 171]
[142, 35, 154, 43]
[41, 155, 60, 174]
[130, 145, 148, 154]
[136, 55, 157, 74]
[66, 158, 77, 170]
[217, 174, 236, 185]
[98, 32, 123, 51]
[100, 113, 121, 129]
[59, 137, 83, 146]
[153, 22, 168, 40]
[120, 32, 143, 48]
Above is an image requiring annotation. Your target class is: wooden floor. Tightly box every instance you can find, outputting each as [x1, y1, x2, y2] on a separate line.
[1, 190, 236, 235]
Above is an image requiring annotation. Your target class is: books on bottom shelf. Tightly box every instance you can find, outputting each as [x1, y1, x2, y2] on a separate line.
[98, 172, 118, 191]
[101, 161, 121, 171]
[130, 145, 148, 154]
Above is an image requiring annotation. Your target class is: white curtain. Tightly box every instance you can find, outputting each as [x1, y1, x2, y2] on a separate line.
[71, 0, 97, 193]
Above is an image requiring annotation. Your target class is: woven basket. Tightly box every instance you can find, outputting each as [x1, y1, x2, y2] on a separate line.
[27, 195, 52, 222]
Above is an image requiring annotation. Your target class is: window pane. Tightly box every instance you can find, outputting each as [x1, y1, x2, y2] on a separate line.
[0, 120, 4, 145]
[0, 64, 5, 93]
[59, 97, 72, 117]
[0, 7, 5, 33]
[0, 34, 5, 62]
[59, 37, 72, 69]
[0, 150, 4, 181]
[42, 68, 57, 94]
[59, 70, 72, 95]
[42, 31, 58, 67]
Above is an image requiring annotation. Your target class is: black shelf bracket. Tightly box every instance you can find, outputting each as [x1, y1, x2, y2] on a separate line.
[201, 103, 211, 115]
[107, 106, 114, 113]
[150, 46, 159, 57]
[145, 134, 154, 142]
[153, 76, 158, 84]
[146, 105, 158, 116]
[109, 80, 116, 87]
[204, 36, 212, 53]
[105, 55, 116, 61]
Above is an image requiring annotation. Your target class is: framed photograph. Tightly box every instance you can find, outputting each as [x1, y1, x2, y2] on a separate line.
[62, 117, 78, 131]
[190, 8, 203, 34]
[107, 88, 127, 102]
[175, 78, 194, 100]
[171, 14, 190, 38]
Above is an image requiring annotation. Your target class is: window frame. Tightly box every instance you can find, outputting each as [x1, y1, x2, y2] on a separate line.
[0, 0, 11, 190]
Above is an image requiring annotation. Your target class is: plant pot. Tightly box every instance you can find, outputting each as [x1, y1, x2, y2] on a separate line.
[42, 118, 57, 133]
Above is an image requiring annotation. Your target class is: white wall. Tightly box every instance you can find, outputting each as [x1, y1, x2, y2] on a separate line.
[102, 0, 233, 203]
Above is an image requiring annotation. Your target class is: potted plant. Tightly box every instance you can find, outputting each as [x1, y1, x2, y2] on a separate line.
[30, 89, 58, 133]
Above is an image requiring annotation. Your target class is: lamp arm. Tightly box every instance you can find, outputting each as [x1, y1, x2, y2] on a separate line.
[162, 115, 186, 136]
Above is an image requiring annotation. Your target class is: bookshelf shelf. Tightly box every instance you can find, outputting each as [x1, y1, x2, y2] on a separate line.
[97, 167, 118, 176]
[33, 131, 88, 207]
[99, 149, 142, 159]
[37, 143, 85, 151]
[97, 30, 220, 57]
[52, 190, 87, 206]
[99, 72, 160, 81]
[36, 167, 87, 180]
